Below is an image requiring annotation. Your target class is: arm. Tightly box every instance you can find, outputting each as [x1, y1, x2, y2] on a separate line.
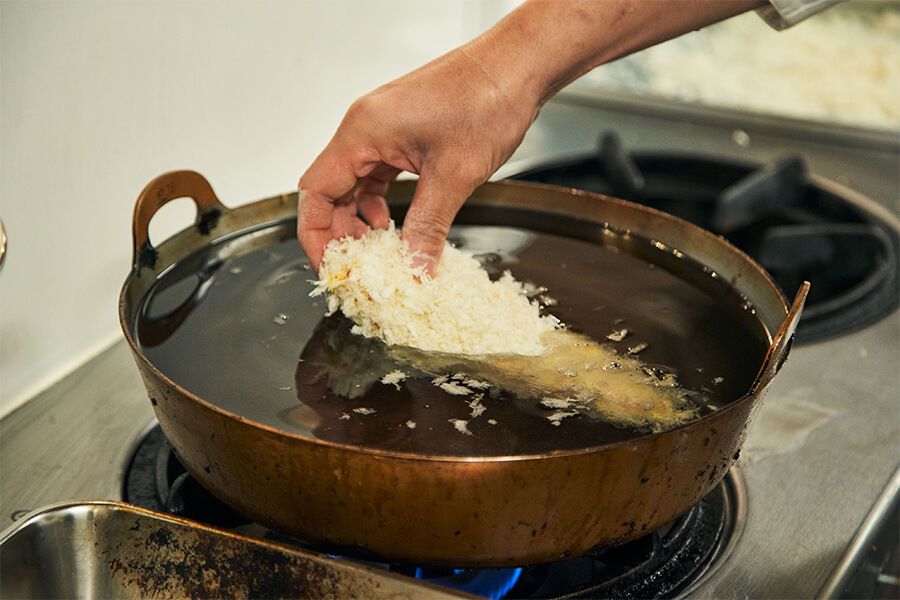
[297, 0, 767, 274]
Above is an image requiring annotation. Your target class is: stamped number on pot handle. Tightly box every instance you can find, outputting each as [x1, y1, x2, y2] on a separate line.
[131, 170, 229, 273]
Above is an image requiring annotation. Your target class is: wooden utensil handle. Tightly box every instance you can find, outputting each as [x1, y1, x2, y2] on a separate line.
[131, 170, 228, 272]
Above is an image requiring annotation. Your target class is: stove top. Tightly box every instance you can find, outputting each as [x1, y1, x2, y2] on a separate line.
[2, 90, 898, 598]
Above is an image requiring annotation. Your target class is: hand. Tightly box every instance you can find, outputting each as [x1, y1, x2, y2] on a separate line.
[297, 0, 767, 274]
[297, 42, 540, 275]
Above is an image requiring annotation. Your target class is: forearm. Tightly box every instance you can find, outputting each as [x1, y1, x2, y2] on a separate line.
[297, 0, 769, 271]
[466, 0, 767, 109]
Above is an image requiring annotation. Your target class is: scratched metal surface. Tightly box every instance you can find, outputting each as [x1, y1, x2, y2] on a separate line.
[1, 501, 472, 599]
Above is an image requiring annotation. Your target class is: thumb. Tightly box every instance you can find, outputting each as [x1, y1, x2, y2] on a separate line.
[400, 172, 473, 275]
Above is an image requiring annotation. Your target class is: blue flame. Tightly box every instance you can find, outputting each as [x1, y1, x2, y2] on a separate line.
[414, 567, 523, 599]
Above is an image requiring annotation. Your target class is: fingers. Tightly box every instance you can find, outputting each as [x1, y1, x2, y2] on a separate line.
[296, 188, 337, 272]
[354, 163, 399, 231]
[297, 152, 354, 272]
[298, 148, 396, 273]
[401, 170, 474, 274]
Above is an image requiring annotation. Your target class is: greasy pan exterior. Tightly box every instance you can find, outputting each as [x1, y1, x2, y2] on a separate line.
[119, 171, 805, 568]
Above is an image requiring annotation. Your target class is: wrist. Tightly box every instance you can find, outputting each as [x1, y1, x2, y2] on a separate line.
[466, 0, 621, 109]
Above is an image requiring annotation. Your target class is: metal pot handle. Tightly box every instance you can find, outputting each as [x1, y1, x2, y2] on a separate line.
[131, 170, 228, 272]
[752, 281, 810, 393]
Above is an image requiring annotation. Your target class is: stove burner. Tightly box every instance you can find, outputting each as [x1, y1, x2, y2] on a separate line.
[123, 425, 252, 529]
[508, 132, 900, 342]
[124, 425, 744, 599]
[410, 567, 523, 599]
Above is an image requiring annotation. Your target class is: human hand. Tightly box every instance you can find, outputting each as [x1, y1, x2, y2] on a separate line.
[297, 41, 540, 275]
[297, 0, 766, 275]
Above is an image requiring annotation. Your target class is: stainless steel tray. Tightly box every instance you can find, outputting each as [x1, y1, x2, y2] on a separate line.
[0, 501, 470, 599]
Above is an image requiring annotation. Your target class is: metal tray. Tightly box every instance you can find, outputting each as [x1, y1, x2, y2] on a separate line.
[0, 501, 470, 599]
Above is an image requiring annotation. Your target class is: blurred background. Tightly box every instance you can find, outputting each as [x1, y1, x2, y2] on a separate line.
[1, 0, 897, 418]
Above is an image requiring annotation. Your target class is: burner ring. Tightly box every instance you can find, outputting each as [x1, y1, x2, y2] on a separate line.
[677, 465, 747, 598]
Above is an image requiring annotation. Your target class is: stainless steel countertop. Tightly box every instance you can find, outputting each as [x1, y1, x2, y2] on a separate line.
[1, 342, 155, 518]
[2, 92, 898, 598]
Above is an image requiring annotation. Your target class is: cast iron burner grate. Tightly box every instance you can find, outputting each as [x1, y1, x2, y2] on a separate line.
[507, 131, 900, 343]
[124, 425, 743, 599]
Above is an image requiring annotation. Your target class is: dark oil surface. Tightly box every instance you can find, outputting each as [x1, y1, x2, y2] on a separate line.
[135, 223, 769, 457]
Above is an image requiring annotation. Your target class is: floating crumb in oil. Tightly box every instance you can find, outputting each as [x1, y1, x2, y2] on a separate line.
[548, 411, 577, 426]
[455, 374, 490, 390]
[521, 282, 548, 297]
[449, 419, 473, 436]
[352, 407, 377, 415]
[468, 395, 486, 418]
[432, 373, 490, 396]
[541, 398, 572, 410]
[438, 381, 472, 396]
[381, 370, 408, 390]
[628, 342, 649, 355]
[538, 294, 558, 307]
[607, 328, 631, 342]
[406, 420, 416, 429]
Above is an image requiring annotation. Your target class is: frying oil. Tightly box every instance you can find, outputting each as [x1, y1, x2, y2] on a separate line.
[136, 223, 768, 457]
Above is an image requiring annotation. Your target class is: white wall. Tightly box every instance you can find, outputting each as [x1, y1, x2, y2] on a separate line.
[0, 0, 508, 416]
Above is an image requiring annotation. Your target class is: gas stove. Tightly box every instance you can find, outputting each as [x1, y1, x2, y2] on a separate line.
[2, 89, 898, 599]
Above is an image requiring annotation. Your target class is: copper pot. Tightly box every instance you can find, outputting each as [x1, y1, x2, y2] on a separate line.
[119, 170, 806, 567]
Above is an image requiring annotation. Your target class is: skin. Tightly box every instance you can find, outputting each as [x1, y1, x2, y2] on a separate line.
[297, 0, 767, 274]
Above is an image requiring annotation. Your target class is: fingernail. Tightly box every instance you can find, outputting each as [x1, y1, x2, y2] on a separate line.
[409, 251, 437, 277]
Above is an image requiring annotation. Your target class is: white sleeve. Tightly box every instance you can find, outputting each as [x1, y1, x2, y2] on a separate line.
[756, 0, 845, 30]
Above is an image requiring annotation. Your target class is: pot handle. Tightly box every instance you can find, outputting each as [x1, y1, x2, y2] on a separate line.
[131, 170, 228, 273]
[752, 281, 810, 393]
